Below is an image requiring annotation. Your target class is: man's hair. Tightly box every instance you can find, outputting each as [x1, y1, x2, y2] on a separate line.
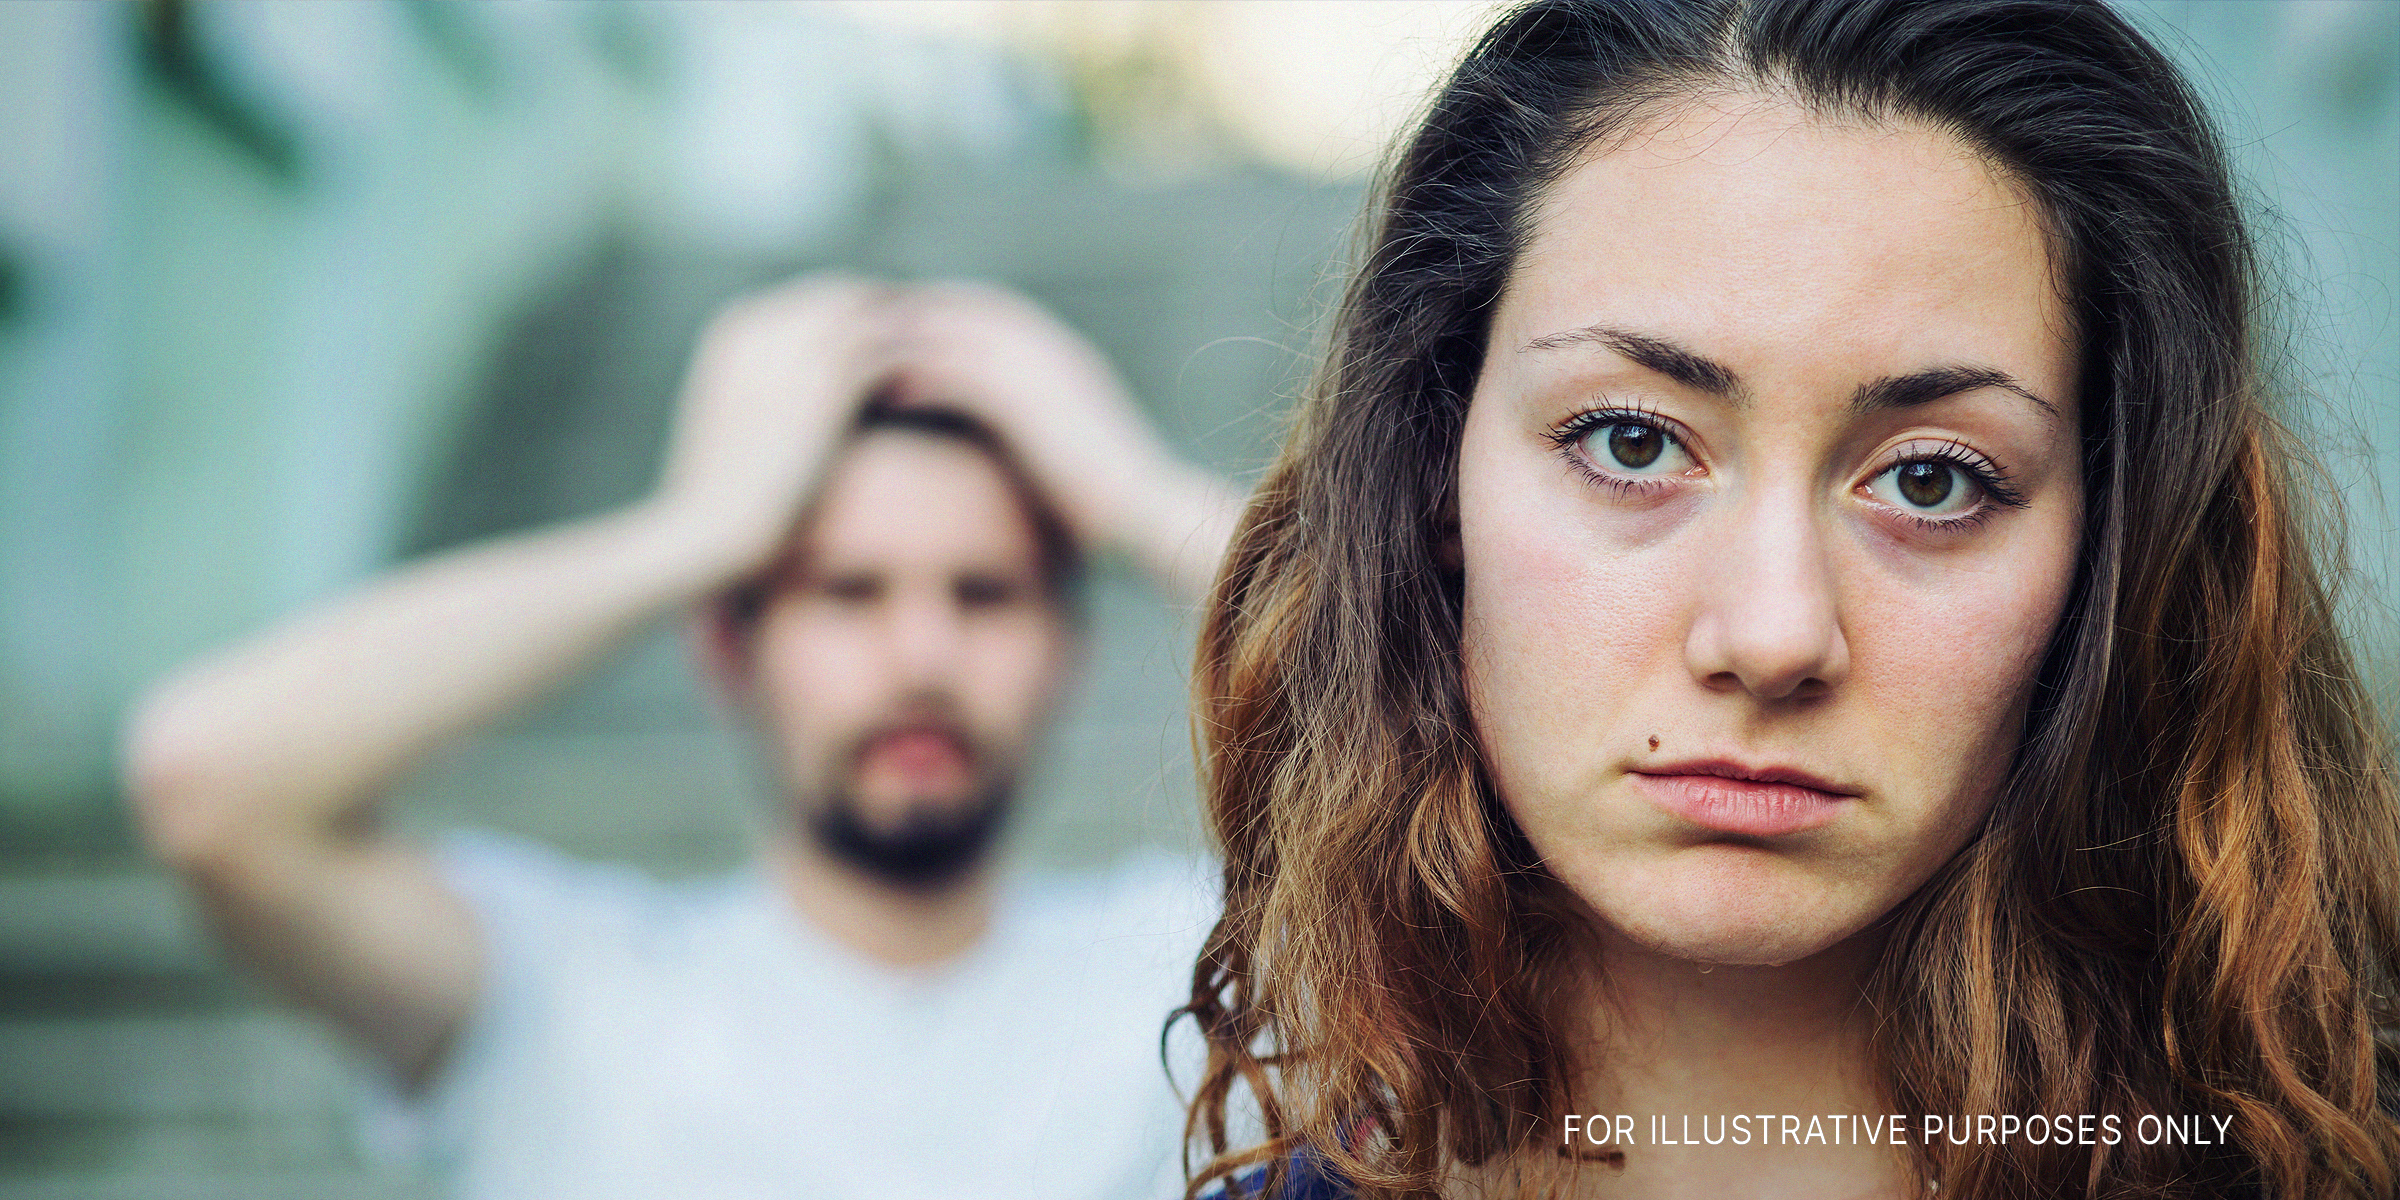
[1180, 2, 2400, 1198]
[718, 400, 1086, 635]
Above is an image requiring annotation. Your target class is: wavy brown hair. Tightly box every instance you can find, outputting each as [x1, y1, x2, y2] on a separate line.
[1178, 1, 2400, 1197]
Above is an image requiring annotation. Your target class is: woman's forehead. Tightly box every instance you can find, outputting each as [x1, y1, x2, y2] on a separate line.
[1497, 94, 2075, 410]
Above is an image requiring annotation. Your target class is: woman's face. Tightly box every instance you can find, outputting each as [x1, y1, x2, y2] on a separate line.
[1459, 96, 2083, 967]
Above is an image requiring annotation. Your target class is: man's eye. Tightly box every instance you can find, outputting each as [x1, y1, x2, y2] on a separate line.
[955, 577, 1022, 608]
[820, 576, 882, 603]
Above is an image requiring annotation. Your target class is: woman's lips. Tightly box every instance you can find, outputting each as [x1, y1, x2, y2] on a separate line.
[1629, 768, 1855, 837]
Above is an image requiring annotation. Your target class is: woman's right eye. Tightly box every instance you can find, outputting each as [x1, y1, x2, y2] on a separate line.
[1578, 419, 1693, 475]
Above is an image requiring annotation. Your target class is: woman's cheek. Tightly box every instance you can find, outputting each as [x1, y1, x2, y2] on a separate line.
[1838, 525, 2076, 817]
[1461, 487, 1698, 791]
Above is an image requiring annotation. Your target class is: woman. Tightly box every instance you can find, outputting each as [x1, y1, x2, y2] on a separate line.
[1180, 1, 2400, 1198]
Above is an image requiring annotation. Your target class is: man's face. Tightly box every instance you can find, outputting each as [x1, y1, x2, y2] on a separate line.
[743, 429, 1075, 882]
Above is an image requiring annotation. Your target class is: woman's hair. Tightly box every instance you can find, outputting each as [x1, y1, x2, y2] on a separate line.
[1179, 1, 2400, 1197]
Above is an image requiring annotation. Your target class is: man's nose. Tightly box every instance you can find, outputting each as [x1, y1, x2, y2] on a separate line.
[1681, 486, 1850, 701]
[884, 589, 966, 685]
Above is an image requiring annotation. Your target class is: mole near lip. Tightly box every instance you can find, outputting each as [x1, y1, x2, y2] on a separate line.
[1629, 769, 1853, 837]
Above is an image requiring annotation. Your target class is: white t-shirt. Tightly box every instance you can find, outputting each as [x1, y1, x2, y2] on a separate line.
[364, 831, 1218, 1199]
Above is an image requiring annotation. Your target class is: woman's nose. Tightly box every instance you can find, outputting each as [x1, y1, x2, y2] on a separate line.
[1682, 490, 1850, 701]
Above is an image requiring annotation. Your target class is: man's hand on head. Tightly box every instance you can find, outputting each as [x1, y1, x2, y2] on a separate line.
[651, 275, 1240, 604]
[652, 274, 907, 581]
[885, 282, 1208, 571]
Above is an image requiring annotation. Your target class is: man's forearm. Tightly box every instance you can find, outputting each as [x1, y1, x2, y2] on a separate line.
[125, 498, 753, 867]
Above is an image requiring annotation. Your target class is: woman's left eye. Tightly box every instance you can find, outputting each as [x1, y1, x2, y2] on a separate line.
[1866, 460, 1978, 516]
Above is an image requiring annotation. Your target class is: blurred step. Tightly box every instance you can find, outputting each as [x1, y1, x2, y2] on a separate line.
[0, 997, 426, 1195]
[0, 871, 212, 976]
[0, 967, 248, 1021]
[0, 1113, 372, 1178]
[0, 1011, 359, 1123]
[0, 1168, 435, 1200]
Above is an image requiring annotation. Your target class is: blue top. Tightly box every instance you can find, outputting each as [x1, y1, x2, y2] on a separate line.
[1216, 1153, 1352, 1200]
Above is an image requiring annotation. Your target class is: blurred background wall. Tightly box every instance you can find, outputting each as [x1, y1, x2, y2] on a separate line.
[0, 2, 2389, 1196]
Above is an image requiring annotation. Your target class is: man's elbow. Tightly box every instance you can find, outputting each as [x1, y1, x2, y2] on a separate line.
[121, 687, 255, 878]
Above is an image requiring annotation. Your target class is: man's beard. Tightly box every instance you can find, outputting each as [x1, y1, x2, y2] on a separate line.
[807, 782, 1010, 890]
[802, 720, 1014, 890]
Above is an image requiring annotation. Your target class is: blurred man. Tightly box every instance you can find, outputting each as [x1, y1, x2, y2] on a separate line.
[123, 278, 1238, 1199]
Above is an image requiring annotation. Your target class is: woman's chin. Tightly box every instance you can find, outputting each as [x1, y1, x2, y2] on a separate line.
[1574, 858, 1879, 968]
[1616, 918, 1846, 968]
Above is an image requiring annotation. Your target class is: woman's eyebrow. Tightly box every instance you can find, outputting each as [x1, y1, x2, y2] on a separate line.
[1520, 323, 2058, 423]
[1521, 325, 1741, 397]
[1850, 365, 2058, 424]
